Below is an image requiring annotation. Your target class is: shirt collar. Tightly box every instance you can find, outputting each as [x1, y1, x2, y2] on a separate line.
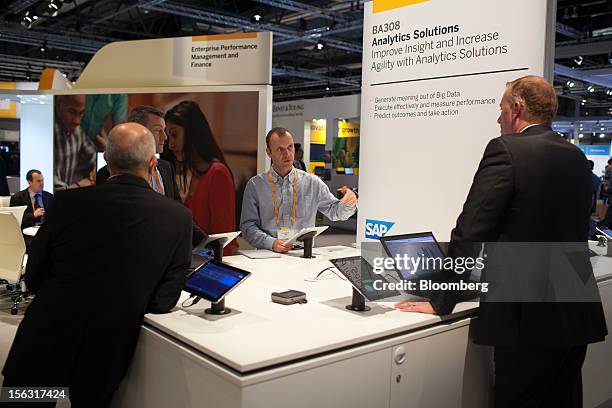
[28, 188, 40, 199]
[269, 166, 295, 183]
[519, 123, 543, 133]
[107, 174, 152, 190]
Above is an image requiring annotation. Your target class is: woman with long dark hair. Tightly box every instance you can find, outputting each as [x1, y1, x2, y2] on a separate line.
[165, 100, 237, 253]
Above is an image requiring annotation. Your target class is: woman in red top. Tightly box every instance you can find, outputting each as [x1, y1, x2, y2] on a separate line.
[165, 101, 237, 255]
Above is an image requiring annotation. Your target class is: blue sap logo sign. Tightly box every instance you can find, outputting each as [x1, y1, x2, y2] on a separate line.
[365, 219, 395, 239]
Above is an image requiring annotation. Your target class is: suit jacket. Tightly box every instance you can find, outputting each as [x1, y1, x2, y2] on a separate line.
[431, 125, 607, 347]
[0, 155, 9, 196]
[97, 159, 207, 246]
[9, 188, 54, 229]
[2, 175, 192, 402]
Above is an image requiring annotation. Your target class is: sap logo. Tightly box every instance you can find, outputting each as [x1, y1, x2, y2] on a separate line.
[365, 219, 395, 239]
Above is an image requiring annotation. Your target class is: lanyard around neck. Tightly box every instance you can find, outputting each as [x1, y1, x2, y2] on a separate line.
[268, 168, 297, 226]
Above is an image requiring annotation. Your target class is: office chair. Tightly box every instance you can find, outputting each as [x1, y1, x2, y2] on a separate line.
[0, 212, 28, 315]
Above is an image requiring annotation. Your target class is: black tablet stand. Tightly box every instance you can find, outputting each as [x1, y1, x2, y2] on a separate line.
[297, 231, 318, 259]
[206, 298, 232, 315]
[205, 238, 232, 315]
[346, 287, 371, 312]
[207, 238, 226, 262]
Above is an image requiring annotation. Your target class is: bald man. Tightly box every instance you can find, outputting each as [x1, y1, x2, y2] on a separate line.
[3, 123, 193, 407]
[53, 94, 97, 191]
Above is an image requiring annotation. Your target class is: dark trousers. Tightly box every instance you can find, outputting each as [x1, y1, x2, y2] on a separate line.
[601, 202, 612, 228]
[493, 345, 587, 408]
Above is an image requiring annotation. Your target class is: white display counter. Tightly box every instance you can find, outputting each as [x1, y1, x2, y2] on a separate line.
[111, 244, 612, 408]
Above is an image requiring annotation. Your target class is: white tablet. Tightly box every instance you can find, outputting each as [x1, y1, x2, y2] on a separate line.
[23, 226, 40, 237]
[283, 226, 329, 246]
[202, 231, 241, 248]
[596, 227, 612, 241]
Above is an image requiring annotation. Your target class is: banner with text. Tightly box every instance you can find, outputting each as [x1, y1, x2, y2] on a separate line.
[358, 0, 551, 241]
[77, 32, 272, 88]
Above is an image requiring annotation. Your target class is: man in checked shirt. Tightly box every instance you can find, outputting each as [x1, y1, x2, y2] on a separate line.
[53, 95, 97, 191]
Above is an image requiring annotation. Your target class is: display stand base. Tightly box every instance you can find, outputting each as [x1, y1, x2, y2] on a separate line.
[346, 287, 371, 312]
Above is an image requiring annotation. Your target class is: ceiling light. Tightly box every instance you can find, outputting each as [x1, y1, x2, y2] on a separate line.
[252, 14, 262, 22]
[325, 86, 330, 91]
[316, 42, 324, 50]
[587, 85, 595, 92]
[574, 56, 583, 66]
[32, 15, 38, 20]
[50, 3, 59, 10]
[566, 80, 575, 87]
[600, 133, 605, 138]
[578, 133, 584, 138]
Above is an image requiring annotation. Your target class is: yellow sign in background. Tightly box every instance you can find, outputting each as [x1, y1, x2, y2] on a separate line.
[338, 121, 360, 138]
[310, 120, 326, 145]
[373, 0, 430, 13]
[0, 82, 17, 119]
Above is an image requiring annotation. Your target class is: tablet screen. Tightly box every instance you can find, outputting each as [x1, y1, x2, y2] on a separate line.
[185, 261, 251, 303]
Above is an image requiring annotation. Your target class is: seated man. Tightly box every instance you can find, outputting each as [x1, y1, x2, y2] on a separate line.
[240, 127, 357, 253]
[10, 169, 53, 229]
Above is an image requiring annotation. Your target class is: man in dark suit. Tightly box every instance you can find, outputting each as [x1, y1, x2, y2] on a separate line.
[395, 76, 607, 407]
[0, 154, 9, 196]
[9, 169, 54, 228]
[1, 123, 193, 407]
[97, 105, 206, 246]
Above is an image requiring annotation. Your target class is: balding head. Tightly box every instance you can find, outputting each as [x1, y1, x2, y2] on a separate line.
[498, 76, 558, 135]
[106, 123, 156, 180]
[506, 76, 557, 125]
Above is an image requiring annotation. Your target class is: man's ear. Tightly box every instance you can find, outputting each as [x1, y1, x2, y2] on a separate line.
[149, 155, 157, 170]
[512, 100, 524, 119]
[266, 147, 271, 158]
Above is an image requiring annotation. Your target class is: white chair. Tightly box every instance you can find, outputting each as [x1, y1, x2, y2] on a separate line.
[0, 196, 10, 207]
[0, 212, 28, 315]
[0, 205, 27, 228]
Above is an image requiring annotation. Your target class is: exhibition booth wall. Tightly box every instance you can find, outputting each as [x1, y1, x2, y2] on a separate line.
[9, 33, 273, 233]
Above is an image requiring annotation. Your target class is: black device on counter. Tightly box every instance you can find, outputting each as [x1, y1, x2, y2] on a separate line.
[185, 260, 251, 314]
[271, 290, 307, 305]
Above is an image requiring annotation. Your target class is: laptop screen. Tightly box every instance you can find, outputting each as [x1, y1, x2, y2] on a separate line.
[380, 233, 446, 281]
[330, 256, 400, 301]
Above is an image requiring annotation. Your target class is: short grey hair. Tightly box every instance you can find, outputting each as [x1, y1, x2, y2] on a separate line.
[106, 123, 156, 175]
[128, 105, 165, 126]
